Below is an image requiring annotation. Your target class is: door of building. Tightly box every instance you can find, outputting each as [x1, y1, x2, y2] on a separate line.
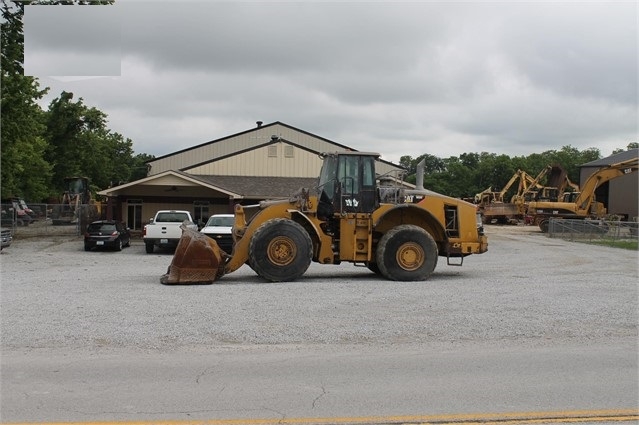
[127, 201, 142, 231]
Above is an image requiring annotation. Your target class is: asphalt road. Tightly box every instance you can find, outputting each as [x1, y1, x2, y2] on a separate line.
[0, 225, 637, 423]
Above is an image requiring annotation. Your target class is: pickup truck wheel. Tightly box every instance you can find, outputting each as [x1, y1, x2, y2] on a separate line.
[145, 242, 154, 254]
[249, 218, 312, 282]
[376, 225, 438, 281]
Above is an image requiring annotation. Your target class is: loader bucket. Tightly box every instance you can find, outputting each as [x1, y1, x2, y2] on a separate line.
[160, 226, 227, 284]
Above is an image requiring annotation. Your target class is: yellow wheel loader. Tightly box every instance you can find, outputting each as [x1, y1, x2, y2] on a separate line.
[161, 150, 488, 284]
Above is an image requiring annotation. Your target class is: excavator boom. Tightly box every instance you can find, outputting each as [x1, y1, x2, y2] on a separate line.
[572, 158, 638, 210]
[528, 157, 638, 232]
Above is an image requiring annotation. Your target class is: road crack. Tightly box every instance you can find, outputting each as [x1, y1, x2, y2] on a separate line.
[311, 385, 326, 409]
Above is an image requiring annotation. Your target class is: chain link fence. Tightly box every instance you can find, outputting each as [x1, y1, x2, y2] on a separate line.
[1, 203, 102, 238]
[548, 217, 639, 243]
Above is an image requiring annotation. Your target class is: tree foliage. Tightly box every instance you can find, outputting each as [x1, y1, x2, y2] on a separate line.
[401, 145, 609, 199]
[44, 91, 138, 194]
[1, 0, 151, 201]
[1, 0, 51, 201]
[40, 91, 147, 198]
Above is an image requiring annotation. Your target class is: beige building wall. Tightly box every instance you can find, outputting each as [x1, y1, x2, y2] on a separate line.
[147, 123, 348, 176]
[144, 174, 201, 187]
[186, 143, 323, 177]
[146, 122, 403, 177]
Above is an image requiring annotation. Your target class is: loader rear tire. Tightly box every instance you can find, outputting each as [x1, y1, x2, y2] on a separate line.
[376, 225, 438, 281]
[249, 218, 312, 282]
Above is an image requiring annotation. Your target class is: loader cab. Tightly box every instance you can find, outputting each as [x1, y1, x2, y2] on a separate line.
[317, 151, 379, 217]
[63, 176, 91, 204]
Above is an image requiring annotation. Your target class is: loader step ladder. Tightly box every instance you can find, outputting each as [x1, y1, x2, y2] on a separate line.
[446, 254, 464, 266]
[339, 214, 373, 262]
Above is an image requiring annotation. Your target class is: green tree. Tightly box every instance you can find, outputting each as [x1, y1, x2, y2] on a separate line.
[419, 154, 446, 174]
[533, 146, 601, 183]
[443, 157, 476, 198]
[473, 153, 515, 193]
[518, 153, 550, 180]
[613, 142, 638, 155]
[402, 154, 446, 187]
[459, 152, 480, 169]
[405, 146, 606, 199]
[398, 155, 414, 173]
[129, 153, 154, 181]
[44, 91, 140, 194]
[0, 0, 52, 201]
[45, 91, 98, 192]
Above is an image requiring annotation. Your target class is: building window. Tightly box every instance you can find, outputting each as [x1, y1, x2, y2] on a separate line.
[284, 145, 294, 158]
[268, 145, 278, 157]
[193, 201, 210, 227]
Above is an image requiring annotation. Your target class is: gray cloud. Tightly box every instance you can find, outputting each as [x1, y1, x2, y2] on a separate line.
[24, 4, 120, 76]
[33, 1, 637, 164]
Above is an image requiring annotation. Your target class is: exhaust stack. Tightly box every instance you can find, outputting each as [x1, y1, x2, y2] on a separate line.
[415, 158, 425, 191]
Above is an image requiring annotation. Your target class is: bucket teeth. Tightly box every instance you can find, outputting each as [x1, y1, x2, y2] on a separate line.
[160, 227, 227, 285]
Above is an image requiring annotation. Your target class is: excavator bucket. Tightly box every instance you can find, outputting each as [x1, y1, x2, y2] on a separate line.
[160, 226, 227, 285]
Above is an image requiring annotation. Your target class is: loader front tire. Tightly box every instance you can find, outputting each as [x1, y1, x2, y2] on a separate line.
[376, 225, 438, 281]
[367, 262, 381, 276]
[249, 218, 313, 282]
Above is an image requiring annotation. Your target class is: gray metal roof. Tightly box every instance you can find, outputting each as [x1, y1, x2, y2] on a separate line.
[581, 148, 638, 168]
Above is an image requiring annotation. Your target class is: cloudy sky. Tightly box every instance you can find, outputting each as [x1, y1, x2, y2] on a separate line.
[24, 1, 637, 165]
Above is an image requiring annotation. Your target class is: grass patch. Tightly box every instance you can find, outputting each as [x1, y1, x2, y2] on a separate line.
[589, 239, 639, 250]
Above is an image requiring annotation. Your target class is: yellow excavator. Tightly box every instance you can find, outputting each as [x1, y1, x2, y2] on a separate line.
[528, 158, 638, 232]
[478, 169, 540, 224]
[161, 149, 488, 284]
[511, 164, 579, 217]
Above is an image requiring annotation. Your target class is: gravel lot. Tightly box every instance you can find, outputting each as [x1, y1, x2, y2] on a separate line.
[1, 225, 637, 354]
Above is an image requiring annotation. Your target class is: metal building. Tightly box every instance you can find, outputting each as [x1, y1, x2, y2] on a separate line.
[579, 148, 638, 220]
[98, 121, 405, 232]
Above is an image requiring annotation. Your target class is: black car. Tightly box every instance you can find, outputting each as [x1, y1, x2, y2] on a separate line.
[84, 220, 131, 251]
[1, 227, 12, 250]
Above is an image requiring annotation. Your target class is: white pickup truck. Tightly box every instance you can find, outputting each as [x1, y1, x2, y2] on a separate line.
[143, 210, 198, 253]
